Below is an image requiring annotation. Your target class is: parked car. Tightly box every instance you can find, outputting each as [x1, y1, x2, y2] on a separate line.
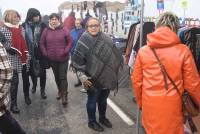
[109, 34, 127, 55]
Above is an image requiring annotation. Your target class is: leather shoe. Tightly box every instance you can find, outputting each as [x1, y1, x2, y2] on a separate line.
[25, 97, 31, 105]
[88, 121, 104, 132]
[10, 105, 20, 114]
[99, 118, 112, 128]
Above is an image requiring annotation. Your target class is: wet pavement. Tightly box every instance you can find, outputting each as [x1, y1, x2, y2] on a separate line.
[11, 65, 145, 134]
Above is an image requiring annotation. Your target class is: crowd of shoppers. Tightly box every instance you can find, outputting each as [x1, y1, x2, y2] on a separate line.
[0, 6, 200, 134]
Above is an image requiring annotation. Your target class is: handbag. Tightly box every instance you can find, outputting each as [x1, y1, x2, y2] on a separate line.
[150, 48, 199, 117]
[151, 47, 199, 133]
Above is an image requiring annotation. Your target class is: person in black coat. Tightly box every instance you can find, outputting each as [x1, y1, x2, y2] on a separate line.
[22, 8, 49, 99]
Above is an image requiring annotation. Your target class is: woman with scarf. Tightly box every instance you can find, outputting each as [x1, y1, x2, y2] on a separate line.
[22, 8, 48, 99]
[0, 10, 30, 113]
[40, 13, 72, 107]
[72, 18, 123, 132]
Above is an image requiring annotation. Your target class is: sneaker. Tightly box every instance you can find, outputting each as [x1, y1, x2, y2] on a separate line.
[99, 118, 112, 128]
[80, 88, 87, 93]
[88, 121, 104, 132]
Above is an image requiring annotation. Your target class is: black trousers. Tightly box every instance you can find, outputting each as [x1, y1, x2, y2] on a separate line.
[10, 70, 19, 107]
[22, 63, 46, 93]
[50, 61, 68, 92]
[0, 110, 26, 134]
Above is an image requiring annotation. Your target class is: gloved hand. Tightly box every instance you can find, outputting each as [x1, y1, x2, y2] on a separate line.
[6, 48, 17, 55]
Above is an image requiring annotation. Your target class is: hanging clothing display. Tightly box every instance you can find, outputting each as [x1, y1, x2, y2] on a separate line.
[125, 22, 155, 69]
[125, 22, 140, 64]
[178, 27, 200, 71]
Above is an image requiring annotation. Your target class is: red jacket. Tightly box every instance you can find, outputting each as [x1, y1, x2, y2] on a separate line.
[131, 26, 200, 134]
[63, 15, 75, 32]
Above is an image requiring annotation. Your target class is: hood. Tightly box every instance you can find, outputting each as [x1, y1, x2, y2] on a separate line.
[25, 8, 41, 22]
[147, 26, 181, 48]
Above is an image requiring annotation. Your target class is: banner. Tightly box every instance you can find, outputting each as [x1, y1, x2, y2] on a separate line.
[180, 0, 188, 9]
[157, 0, 164, 10]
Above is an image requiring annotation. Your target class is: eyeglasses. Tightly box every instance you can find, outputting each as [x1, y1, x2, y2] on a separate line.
[87, 24, 100, 28]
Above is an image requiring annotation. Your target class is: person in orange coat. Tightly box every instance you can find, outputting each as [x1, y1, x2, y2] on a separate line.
[131, 12, 200, 134]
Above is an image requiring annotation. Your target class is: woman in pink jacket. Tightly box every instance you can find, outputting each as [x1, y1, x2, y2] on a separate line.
[131, 12, 200, 134]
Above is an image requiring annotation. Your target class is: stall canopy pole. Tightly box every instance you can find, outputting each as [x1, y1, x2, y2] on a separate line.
[136, 1, 144, 134]
[139, 0, 144, 48]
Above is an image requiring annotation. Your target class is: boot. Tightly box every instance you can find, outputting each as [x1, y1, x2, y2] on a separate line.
[41, 88, 47, 99]
[31, 86, 36, 94]
[56, 90, 61, 100]
[61, 91, 68, 107]
[31, 74, 37, 94]
[40, 72, 47, 99]
[25, 96, 31, 105]
[10, 104, 20, 114]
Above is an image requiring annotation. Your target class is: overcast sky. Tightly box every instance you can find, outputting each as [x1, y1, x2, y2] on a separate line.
[0, 0, 67, 16]
[0, 0, 199, 19]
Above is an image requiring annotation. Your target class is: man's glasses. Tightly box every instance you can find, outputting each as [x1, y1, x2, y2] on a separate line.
[87, 24, 100, 28]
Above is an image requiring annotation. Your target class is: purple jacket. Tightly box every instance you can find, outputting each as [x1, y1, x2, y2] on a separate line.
[40, 26, 72, 62]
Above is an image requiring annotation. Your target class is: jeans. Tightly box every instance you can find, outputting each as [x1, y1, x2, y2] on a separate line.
[0, 110, 26, 134]
[86, 86, 110, 123]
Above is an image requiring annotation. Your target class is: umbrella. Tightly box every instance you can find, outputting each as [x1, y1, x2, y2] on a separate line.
[58, 1, 94, 11]
[105, 1, 126, 12]
[58, 1, 126, 12]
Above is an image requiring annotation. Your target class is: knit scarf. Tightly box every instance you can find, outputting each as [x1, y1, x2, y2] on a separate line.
[72, 32, 123, 90]
[9, 26, 28, 64]
[24, 22, 42, 57]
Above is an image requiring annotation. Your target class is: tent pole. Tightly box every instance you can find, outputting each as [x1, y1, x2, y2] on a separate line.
[139, 0, 144, 48]
[136, 1, 144, 134]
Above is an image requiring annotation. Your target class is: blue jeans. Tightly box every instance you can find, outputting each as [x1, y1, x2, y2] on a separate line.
[0, 110, 26, 134]
[86, 86, 110, 123]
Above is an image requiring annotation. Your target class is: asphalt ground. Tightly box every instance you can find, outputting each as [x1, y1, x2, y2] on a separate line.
[11, 65, 146, 134]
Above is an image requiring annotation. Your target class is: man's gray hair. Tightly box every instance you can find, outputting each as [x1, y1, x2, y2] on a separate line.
[86, 17, 100, 28]
[156, 12, 180, 33]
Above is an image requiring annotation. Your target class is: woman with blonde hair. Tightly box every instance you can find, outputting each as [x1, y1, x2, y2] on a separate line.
[0, 10, 30, 114]
[131, 12, 200, 134]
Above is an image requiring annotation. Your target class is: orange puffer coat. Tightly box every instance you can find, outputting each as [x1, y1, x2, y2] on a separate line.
[131, 26, 200, 134]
